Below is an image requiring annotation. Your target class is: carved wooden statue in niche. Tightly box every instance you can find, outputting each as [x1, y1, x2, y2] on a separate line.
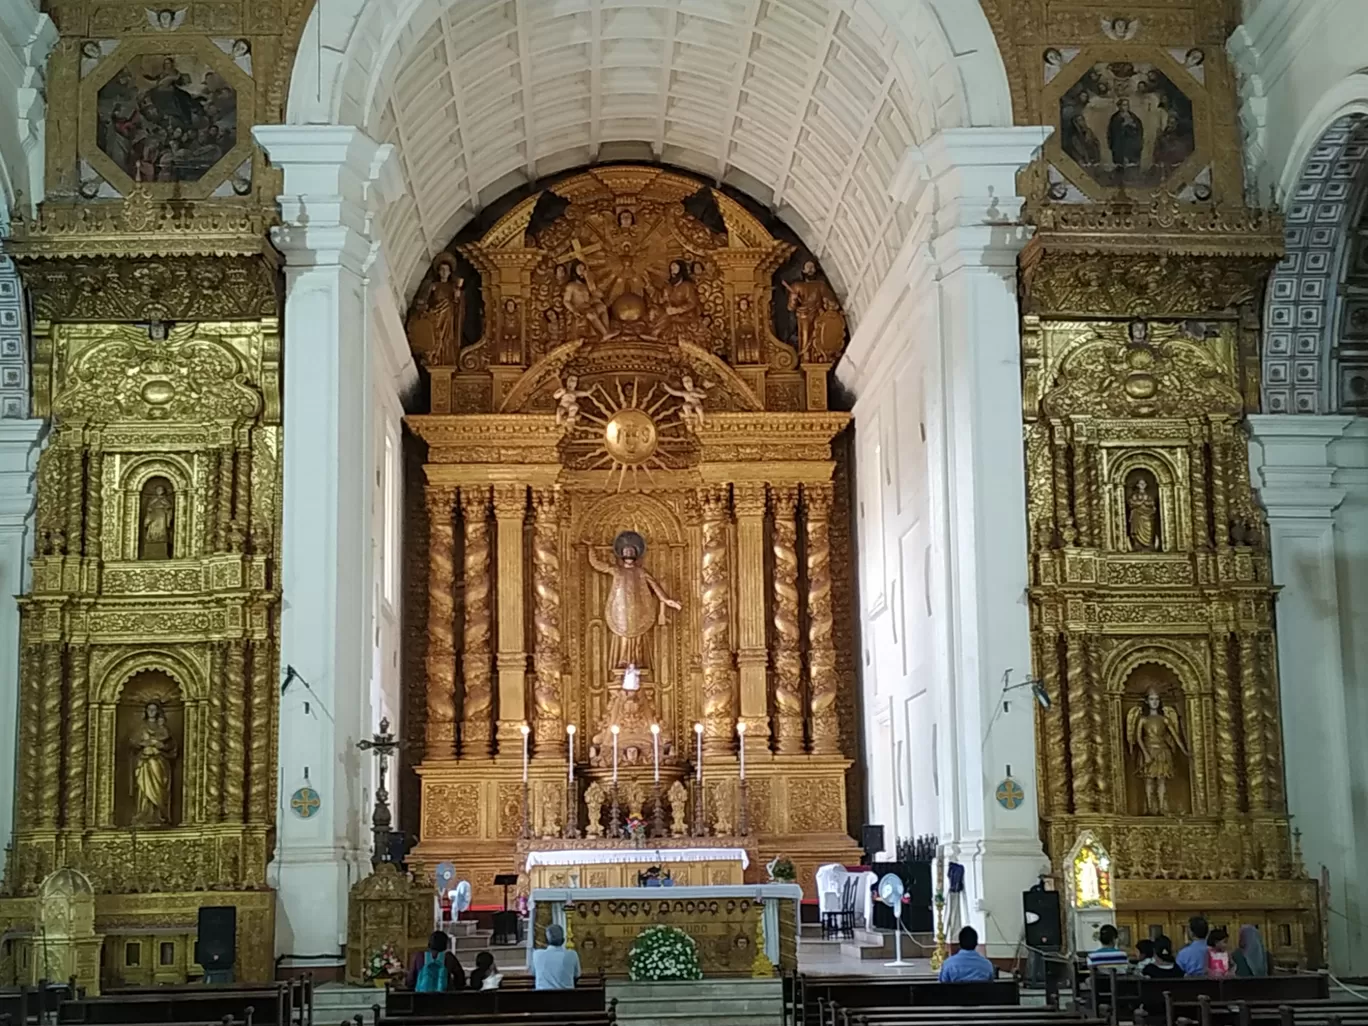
[1125, 470, 1160, 551]
[410, 253, 465, 367]
[139, 477, 175, 559]
[1125, 688, 1189, 815]
[588, 530, 680, 670]
[131, 700, 177, 826]
[782, 259, 843, 362]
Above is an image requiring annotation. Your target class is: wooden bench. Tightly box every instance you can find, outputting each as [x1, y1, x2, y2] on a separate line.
[60, 986, 296, 1026]
[1134, 996, 1368, 1026]
[793, 978, 1022, 1026]
[366, 998, 617, 1026]
[1102, 975, 1332, 1025]
[380, 984, 608, 1020]
[104, 979, 313, 1026]
[828, 1005, 1100, 1026]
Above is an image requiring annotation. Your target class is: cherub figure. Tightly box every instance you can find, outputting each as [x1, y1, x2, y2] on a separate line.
[553, 374, 592, 429]
[662, 374, 710, 429]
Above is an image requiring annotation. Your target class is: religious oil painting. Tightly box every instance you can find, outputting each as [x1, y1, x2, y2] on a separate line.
[1058, 60, 1194, 189]
[96, 53, 238, 183]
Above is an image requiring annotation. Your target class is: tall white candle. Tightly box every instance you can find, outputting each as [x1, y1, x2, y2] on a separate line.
[737, 720, 746, 780]
[520, 723, 530, 783]
[694, 722, 703, 783]
[611, 724, 620, 783]
[566, 723, 576, 782]
[650, 723, 660, 783]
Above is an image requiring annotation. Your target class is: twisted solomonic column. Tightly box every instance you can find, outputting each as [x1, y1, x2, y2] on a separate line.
[804, 483, 840, 755]
[770, 486, 803, 754]
[461, 486, 494, 755]
[425, 485, 458, 759]
[532, 487, 565, 754]
[699, 485, 735, 756]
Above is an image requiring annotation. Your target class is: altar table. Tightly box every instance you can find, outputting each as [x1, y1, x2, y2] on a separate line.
[522, 846, 748, 890]
[528, 884, 800, 977]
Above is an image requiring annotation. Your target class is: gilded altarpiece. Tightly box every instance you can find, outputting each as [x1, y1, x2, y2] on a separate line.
[0, 242, 282, 984]
[403, 167, 862, 904]
[1020, 198, 1318, 962]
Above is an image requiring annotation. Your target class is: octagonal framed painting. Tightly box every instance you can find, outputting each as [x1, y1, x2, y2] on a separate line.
[79, 36, 254, 200]
[1043, 46, 1212, 202]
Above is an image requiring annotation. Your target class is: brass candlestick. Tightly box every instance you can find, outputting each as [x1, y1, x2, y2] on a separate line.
[930, 852, 948, 970]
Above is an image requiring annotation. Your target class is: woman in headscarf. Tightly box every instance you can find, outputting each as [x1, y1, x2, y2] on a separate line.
[1234, 924, 1268, 976]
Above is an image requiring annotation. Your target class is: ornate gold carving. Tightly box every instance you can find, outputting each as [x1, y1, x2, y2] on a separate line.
[699, 485, 734, 755]
[221, 641, 246, 823]
[532, 488, 564, 752]
[770, 486, 802, 754]
[424, 486, 457, 758]
[804, 484, 839, 755]
[460, 487, 493, 754]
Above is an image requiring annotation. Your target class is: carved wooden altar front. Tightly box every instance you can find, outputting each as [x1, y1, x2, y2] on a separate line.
[403, 167, 861, 902]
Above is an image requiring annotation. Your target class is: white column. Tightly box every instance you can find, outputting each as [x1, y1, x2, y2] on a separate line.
[0, 0, 57, 218]
[925, 127, 1052, 955]
[253, 124, 398, 969]
[0, 419, 43, 880]
[1249, 413, 1367, 974]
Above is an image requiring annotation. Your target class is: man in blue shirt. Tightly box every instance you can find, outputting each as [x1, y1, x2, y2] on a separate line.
[532, 924, 581, 990]
[1175, 915, 1209, 976]
[938, 926, 996, 982]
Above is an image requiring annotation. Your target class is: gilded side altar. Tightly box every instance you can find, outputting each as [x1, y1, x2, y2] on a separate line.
[402, 167, 862, 901]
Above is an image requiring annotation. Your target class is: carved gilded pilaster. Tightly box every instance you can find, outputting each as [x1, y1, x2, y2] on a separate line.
[17, 640, 41, 827]
[1209, 421, 1232, 550]
[65, 446, 84, 556]
[699, 484, 736, 755]
[234, 441, 252, 534]
[531, 487, 564, 755]
[770, 485, 803, 754]
[424, 485, 458, 759]
[1071, 436, 1091, 547]
[460, 486, 494, 755]
[1037, 630, 1069, 815]
[205, 641, 224, 821]
[1050, 428, 1075, 545]
[733, 484, 767, 741]
[204, 449, 221, 553]
[493, 485, 529, 750]
[247, 640, 272, 823]
[86, 450, 104, 558]
[38, 642, 62, 826]
[65, 644, 89, 831]
[1260, 632, 1285, 810]
[1084, 634, 1109, 810]
[804, 483, 839, 755]
[1188, 423, 1210, 548]
[1239, 632, 1269, 811]
[1210, 631, 1240, 815]
[222, 640, 247, 823]
[1065, 632, 1094, 813]
[217, 448, 234, 549]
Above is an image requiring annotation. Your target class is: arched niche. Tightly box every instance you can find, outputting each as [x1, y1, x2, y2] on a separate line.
[138, 476, 177, 559]
[1107, 449, 1187, 553]
[1119, 661, 1194, 818]
[112, 670, 185, 829]
[118, 456, 194, 561]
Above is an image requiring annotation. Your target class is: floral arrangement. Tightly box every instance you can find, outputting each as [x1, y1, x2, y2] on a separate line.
[766, 855, 796, 882]
[628, 924, 703, 981]
[626, 814, 646, 841]
[364, 942, 405, 983]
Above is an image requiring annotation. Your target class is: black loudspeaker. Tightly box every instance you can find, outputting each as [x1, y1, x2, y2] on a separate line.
[1022, 889, 1062, 952]
[869, 862, 933, 933]
[195, 905, 237, 971]
[860, 825, 885, 861]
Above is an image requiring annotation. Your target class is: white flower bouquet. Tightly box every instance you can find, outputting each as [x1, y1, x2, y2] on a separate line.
[364, 942, 404, 983]
[628, 924, 703, 981]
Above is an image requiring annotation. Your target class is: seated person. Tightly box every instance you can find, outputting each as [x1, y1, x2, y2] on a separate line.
[1143, 935, 1184, 979]
[938, 926, 996, 982]
[533, 923, 581, 990]
[1134, 938, 1155, 972]
[1087, 924, 1130, 971]
[406, 930, 465, 991]
[1206, 927, 1232, 978]
[469, 950, 503, 991]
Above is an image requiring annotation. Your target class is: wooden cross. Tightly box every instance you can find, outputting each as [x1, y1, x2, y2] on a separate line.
[555, 237, 604, 265]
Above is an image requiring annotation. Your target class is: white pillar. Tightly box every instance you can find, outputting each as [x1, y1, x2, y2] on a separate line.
[253, 124, 398, 970]
[926, 127, 1052, 954]
[0, 419, 43, 880]
[1249, 413, 1368, 974]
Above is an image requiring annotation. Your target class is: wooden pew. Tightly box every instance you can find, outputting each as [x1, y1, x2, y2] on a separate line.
[796, 977, 1020, 1024]
[828, 1005, 1100, 1026]
[1106, 974, 1331, 1026]
[374, 987, 612, 1024]
[104, 979, 313, 1026]
[383, 976, 604, 1015]
[59, 986, 294, 1026]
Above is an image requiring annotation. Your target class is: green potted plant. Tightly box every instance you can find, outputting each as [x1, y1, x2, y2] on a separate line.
[766, 855, 796, 883]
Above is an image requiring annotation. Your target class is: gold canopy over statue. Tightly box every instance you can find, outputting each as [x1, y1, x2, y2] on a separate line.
[402, 166, 859, 903]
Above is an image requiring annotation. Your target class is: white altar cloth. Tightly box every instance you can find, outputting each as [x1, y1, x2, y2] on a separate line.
[528, 884, 801, 968]
[524, 846, 750, 871]
[815, 863, 876, 928]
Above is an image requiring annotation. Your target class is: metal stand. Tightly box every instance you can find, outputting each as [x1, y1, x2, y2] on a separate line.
[564, 779, 579, 839]
[650, 781, 666, 839]
[520, 780, 531, 840]
[609, 783, 622, 839]
[738, 779, 750, 837]
[930, 852, 948, 971]
[357, 718, 399, 865]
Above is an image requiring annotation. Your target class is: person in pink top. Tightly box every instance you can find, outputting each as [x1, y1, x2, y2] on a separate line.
[1205, 927, 1232, 978]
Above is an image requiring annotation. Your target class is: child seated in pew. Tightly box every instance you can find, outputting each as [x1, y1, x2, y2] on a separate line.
[469, 951, 502, 991]
[1205, 927, 1232, 978]
[1142, 936, 1184, 979]
[1086, 925, 1130, 972]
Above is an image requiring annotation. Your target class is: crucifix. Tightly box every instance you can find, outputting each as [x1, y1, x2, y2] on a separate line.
[554, 237, 604, 266]
[357, 717, 399, 866]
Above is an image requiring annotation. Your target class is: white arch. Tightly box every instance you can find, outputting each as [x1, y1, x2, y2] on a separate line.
[283, 0, 1014, 316]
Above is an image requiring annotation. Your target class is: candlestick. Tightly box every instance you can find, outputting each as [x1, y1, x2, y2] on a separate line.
[694, 722, 703, 783]
[737, 721, 746, 780]
[567, 723, 576, 782]
[520, 723, 530, 783]
[650, 723, 660, 783]
[611, 724, 620, 783]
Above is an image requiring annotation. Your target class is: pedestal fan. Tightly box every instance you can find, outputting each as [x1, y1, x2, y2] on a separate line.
[876, 872, 910, 967]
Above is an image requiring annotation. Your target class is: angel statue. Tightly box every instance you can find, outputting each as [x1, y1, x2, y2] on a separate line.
[662, 375, 710, 429]
[553, 374, 592, 429]
[1125, 689, 1188, 815]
